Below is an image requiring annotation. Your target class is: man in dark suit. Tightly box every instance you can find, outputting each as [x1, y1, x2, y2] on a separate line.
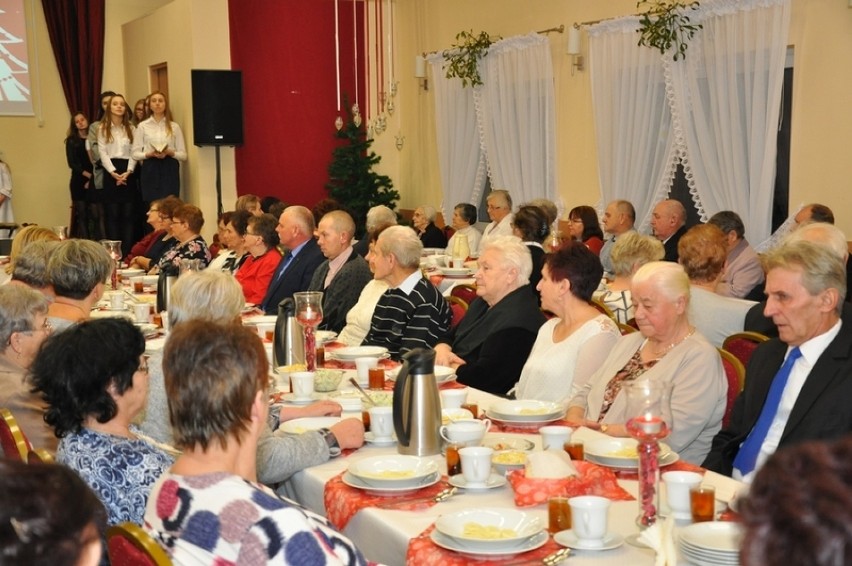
[260, 206, 325, 314]
[703, 240, 852, 480]
[650, 199, 687, 262]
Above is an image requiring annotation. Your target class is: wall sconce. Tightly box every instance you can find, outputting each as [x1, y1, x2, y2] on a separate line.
[395, 133, 405, 151]
[567, 24, 584, 75]
[415, 54, 429, 91]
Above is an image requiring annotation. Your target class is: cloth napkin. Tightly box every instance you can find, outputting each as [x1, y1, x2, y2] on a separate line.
[506, 461, 633, 507]
[525, 450, 578, 479]
[637, 516, 678, 566]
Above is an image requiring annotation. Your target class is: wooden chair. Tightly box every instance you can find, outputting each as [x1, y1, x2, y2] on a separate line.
[722, 331, 770, 369]
[27, 448, 55, 464]
[446, 295, 468, 330]
[107, 523, 172, 566]
[450, 283, 477, 306]
[617, 322, 638, 335]
[1, 408, 31, 461]
[718, 348, 746, 428]
[590, 298, 616, 321]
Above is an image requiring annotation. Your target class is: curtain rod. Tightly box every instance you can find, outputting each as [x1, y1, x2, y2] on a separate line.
[421, 25, 564, 57]
[575, 7, 680, 28]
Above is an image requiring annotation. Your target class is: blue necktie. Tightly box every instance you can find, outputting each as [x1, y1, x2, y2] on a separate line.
[733, 346, 802, 476]
[272, 251, 293, 284]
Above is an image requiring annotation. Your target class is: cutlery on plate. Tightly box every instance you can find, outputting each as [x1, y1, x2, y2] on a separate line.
[500, 546, 570, 566]
[348, 378, 376, 407]
[375, 486, 457, 509]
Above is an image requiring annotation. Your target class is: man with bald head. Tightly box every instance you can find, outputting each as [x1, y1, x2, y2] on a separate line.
[308, 211, 372, 333]
[651, 199, 688, 262]
[260, 206, 325, 314]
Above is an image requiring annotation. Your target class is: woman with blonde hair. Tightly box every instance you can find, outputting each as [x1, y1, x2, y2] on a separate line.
[593, 231, 664, 324]
[132, 90, 186, 204]
[2, 225, 60, 284]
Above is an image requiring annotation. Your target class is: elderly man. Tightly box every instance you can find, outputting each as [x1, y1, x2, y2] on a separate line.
[708, 210, 764, 299]
[794, 203, 834, 226]
[362, 225, 451, 359]
[307, 211, 372, 333]
[481, 189, 514, 244]
[260, 206, 325, 314]
[353, 204, 397, 257]
[599, 199, 636, 278]
[703, 240, 852, 480]
[678, 224, 756, 347]
[651, 199, 688, 262]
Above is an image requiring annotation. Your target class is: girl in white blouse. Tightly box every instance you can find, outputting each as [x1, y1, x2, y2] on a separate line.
[132, 91, 186, 204]
[97, 94, 138, 256]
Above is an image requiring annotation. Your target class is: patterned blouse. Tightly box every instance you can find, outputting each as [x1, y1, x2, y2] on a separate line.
[156, 235, 212, 271]
[596, 343, 659, 422]
[145, 472, 368, 565]
[57, 426, 173, 526]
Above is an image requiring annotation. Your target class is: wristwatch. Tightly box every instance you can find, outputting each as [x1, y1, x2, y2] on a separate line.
[600, 424, 610, 435]
[318, 428, 342, 458]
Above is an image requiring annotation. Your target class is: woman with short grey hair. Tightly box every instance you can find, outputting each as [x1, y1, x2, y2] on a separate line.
[46, 239, 113, 332]
[412, 204, 447, 249]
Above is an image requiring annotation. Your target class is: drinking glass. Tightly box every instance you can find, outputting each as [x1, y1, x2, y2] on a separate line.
[100, 240, 122, 290]
[624, 380, 673, 528]
[293, 291, 323, 371]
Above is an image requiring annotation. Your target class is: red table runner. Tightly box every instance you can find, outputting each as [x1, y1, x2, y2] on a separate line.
[406, 525, 562, 565]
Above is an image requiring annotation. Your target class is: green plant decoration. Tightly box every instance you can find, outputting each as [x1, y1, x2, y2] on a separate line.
[442, 30, 498, 88]
[637, 1, 702, 61]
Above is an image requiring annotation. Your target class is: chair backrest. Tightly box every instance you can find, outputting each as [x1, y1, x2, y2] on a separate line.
[107, 523, 172, 566]
[450, 283, 478, 306]
[446, 295, 468, 330]
[617, 322, 638, 335]
[722, 331, 770, 369]
[590, 298, 615, 321]
[27, 448, 55, 464]
[1, 408, 31, 461]
[718, 348, 746, 428]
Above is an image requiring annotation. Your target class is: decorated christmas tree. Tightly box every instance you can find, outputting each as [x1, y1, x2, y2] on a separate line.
[326, 104, 399, 238]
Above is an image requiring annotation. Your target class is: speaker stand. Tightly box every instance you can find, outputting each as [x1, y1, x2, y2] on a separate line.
[214, 145, 224, 217]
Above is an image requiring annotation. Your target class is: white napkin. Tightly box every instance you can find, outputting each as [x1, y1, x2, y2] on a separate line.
[525, 450, 578, 479]
[637, 516, 678, 566]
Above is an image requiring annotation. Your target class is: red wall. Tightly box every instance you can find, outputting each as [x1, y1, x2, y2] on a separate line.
[229, 0, 364, 207]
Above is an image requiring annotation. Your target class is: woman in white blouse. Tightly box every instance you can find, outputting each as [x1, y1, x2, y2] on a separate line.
[513, 241, 620, 403]
[97, 93, 138, 256]
[131, 91, 186, 205]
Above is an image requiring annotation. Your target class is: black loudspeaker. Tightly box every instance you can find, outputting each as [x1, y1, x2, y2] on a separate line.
[191, 69, 244, 146]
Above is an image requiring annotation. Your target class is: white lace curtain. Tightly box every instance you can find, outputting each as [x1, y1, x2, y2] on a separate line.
[427, 34, 557, 221]
[589, 0, 790, 242]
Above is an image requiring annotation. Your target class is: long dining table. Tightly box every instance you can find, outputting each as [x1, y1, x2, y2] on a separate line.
[279, 387, 746, 566]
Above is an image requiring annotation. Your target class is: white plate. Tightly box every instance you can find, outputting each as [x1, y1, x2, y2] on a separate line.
[275, 393, 322, 405]
[554, 530, 624, 551]
[342, 471, 441, 496]
[448, 473, 507, 491]
[386, 364, 456, 383]
[481, 436, 536, 452]
[118, 268, 144, 277]
[329, 346, 389, 360]
[484, 411, 563, 429]
[243, 315, 278, 325]
[430, 527, 548, 557]
[488, 400, 565, 422]
[331, 388, 393, 407]
[584, 438, 674, 468]
[364, 432, 397, 446]
[279, 417, 341, 434]
[679, 521, 744, 553]
[436, 508, 543, 549]
[348, 455, 439, 488]
[586, 450, 679, 470]
[442, 408, 474, 424]
[316, 330, 337, 344]
[440, 267, 473, 277]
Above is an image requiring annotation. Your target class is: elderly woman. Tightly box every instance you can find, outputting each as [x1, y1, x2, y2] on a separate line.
[566, 262, 726, 464]
[513, 242, 620, 403]
[137, 270, 363, 480]
[435, 236, 546, 396]
[154, 203, 211, 272]
[511, 204, 550, 298]
[412, 204, 447, 249]
[567, 205, 605, 255]
[127, 195, 182, 269]
[0, 285, 56, 452]
[144, 321, 369, 563]
[593, 231, 664, 324]
[7, 240, 61, 298]
[235, 213, 282, 304]
[1, 225, 60, 285]
[30, 318, 173, 526]
[46, 239, 113, 332]
[445, 203, 482, 257]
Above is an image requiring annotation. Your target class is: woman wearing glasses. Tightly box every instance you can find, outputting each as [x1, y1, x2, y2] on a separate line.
[567, 205, 605, 256]
[30, 318, 173, 527]
[126, 195, 182, 268]
[153, 203, 211, 272]
[235, 213, 282, 305]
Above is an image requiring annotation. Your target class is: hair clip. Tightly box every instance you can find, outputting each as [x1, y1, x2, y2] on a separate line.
[10, 518, 31, 543]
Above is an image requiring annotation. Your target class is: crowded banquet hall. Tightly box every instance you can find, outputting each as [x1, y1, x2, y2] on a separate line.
[2, 1, 852, 565]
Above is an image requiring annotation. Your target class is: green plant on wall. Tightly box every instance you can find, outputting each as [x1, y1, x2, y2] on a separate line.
[442, 30, 499, 88]
[637, 1, 702, 61]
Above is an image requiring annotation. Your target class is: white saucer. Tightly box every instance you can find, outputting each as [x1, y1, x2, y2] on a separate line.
[448, 473, 507, 490]
[276, 393, 319, 405]
[365, 432, 397, 446]
[554, 531, 624, 551]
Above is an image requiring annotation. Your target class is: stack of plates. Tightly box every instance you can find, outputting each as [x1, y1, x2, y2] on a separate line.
[440, 267, 473, 277]
[678, 521, 742, 565]
[431, 508, 547, 557]
[485, 400, 565, 427]
[329, 346, 389, 361]
[344, 455, 440, 496]
[584, 438, 679, 469]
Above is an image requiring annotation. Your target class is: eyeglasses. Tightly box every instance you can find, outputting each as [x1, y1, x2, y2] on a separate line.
[569, 218, 583, 224]
[486, 205, 506, 211]
[21, 319, 53, 336]
[148, 208, 159, 214]
[137, 355, 150, 374]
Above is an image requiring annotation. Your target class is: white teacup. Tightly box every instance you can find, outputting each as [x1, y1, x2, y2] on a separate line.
[368, 406, 394, 441]
[451, 257, 465, 269]
[290, 371, 315, 400]
[354, 357, 378, 382]
[133, 303, 151, 324]
[569, 496, 611, 547]
[439, 418, 491, 446]
[663, 471, 703, 520]
[459, 446, 493, 486]
[440, 387, 468, 409]
[540, 425, 572, 451]
[109, 291, 125, 310]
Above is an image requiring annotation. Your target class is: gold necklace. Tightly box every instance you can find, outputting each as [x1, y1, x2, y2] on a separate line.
[652, 327, 696, 357]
